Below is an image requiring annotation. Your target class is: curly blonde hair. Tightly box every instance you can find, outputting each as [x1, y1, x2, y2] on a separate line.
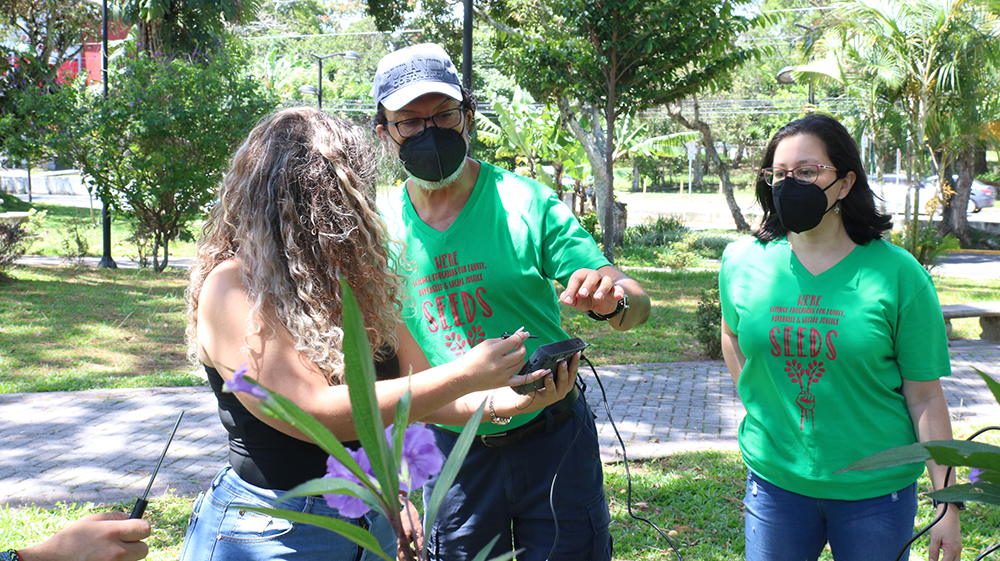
[186, 107, 404, 385]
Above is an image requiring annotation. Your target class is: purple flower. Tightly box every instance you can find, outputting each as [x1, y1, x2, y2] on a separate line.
[970, 468, 985, 484]
[323, 448, 374, 517]
[392, 424, 444, 492]
[222, 363, 267, 400]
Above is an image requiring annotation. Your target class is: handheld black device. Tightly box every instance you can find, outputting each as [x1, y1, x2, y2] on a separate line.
[511, 337, 588, 395]
[130, 410, 184, 519]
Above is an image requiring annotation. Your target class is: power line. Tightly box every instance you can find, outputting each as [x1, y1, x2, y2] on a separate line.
[243, 29, 422, 40]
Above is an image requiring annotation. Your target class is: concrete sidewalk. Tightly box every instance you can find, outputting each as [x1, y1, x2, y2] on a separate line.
[1, 340, 997, 509]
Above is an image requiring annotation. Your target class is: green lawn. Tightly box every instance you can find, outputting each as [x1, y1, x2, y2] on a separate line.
[4, 442, 999, 561]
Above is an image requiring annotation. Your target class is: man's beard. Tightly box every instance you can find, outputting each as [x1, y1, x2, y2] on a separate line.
[408, 156, 467, 192]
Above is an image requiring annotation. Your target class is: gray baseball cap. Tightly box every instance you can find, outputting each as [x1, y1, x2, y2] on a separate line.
[372, 43, 462, 111]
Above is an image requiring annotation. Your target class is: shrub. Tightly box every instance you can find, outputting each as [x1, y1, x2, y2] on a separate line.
[890, 224, 960, 271]
[0, 221, 29, 280]
[58, 215, 92, 264]
[579, 210, 601, 244]
[658, 247, 701, 270]
[625, 216, 688, 247]
[692, 287, 723, 360]
[685, 233, 738, 259]
[63, 43, 277, 272]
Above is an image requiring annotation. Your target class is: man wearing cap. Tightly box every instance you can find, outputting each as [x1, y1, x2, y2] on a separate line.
[373, 43, 650, 561]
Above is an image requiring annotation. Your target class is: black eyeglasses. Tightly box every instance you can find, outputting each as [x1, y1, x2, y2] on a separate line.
[387, 106, 465, 138]
[761, 164, 838, 186]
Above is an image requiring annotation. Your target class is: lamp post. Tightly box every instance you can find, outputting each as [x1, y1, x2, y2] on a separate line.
[98, 0, 116, 268]
[776, 65, 815, 105]
[308, 51, 360, 110]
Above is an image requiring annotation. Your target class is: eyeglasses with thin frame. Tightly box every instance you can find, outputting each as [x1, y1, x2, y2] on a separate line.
[387, 106, 465, 138]
[761, 164, 838, 186]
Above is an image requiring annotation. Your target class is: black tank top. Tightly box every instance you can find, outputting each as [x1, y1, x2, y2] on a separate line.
[205, 354, 399, 491]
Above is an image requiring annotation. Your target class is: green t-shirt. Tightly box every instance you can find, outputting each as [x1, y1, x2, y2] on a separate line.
[719, 236, 950, 500]
[382, 161, 609, 434]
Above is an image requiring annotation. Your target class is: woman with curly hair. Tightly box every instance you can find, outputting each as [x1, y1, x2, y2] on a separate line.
[179, 107, 567, 561]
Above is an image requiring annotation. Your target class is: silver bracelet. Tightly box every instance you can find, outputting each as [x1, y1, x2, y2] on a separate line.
[489, 390, 511, 426]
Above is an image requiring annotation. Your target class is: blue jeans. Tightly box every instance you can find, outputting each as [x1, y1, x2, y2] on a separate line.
[743, 470, 918, 561]
[423, 394, 612, 561]
[179, 465, 396, 561]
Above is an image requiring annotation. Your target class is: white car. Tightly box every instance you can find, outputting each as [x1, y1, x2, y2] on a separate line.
[874, 173, 993, 215]
[926, 175, 994, 213]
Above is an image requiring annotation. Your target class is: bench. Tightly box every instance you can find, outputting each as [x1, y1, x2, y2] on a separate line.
[941, 302, 1000, 342]
[0, 211, 31, 225]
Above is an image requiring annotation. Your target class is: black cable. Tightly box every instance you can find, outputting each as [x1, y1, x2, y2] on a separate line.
[975, 542, 1000, 561]
[545, 426, 583, 561]
[583, 355, 684, 561]
[894, 425, 1000, 561]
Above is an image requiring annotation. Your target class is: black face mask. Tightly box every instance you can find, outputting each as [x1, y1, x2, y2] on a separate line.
[397, 126, 468, 182]
[772, 176, 840, 233]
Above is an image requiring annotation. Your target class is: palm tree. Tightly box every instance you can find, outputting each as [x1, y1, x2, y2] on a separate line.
[827, 0, 1000, 249]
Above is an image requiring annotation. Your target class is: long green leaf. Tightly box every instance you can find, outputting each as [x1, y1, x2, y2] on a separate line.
[978, 368, 1000, 405]
[422, 399, 488, 559]
[240, 506, 393, 561]
[246, 380, 378, 499]
[836, 442, 930, 472]
[924, 441, 1000, 471]
[273, 478, 381, 509]
[393, 389, 412, 491]
[465, 535, 514, 561]
[339, 279, 399, 510]
[927, 481, 1000, 507]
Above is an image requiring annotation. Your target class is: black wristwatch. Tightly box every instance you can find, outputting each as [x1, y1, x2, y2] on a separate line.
[587, 293, 629, 322]
[932, 499, 965, 511]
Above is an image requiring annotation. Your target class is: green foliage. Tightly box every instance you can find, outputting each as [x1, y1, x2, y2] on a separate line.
[500, 0, 757, 112]
[841, 371, 1000, 507]
[58, 215, 92, 264]
[692, 287, 722, 360]
[578, 210, 601, 243]
[826, 0, 1000, 248]
[116, 0, 263, 57]
[0, 193, 31, 212]
[491, 0, 759, 260]
[890, 224, 961, 270]
[0, 222, 29, 279]
[624, 216, 688, 247]
[63, 44, 277, 271]
[685, 233, 738, 259]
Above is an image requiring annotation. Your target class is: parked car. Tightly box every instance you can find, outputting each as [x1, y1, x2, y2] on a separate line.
[874, 173, 993, 215]
[926, 175, 994, 213]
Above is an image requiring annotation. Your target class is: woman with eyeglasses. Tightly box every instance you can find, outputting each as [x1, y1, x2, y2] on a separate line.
[719, 114, 961, 561]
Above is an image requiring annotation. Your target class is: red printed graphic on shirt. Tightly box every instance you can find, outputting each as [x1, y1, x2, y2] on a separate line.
[412, 251, 492, 356]
[766, 293, 845, 431]
[785, 359, 824, 429]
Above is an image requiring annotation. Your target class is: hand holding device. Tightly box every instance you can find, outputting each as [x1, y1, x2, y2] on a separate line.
[511, 337, 588, 395]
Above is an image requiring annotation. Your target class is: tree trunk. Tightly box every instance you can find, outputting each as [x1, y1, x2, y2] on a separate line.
[557, 97, 612, 255]
[553, 162, 565, 201]
[667, 99, 751, 232]
[614, 200, 627, 247]
[602, 91, 616, 263]
[692, 148, 704, 186]
[937, 155, 971, 245]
